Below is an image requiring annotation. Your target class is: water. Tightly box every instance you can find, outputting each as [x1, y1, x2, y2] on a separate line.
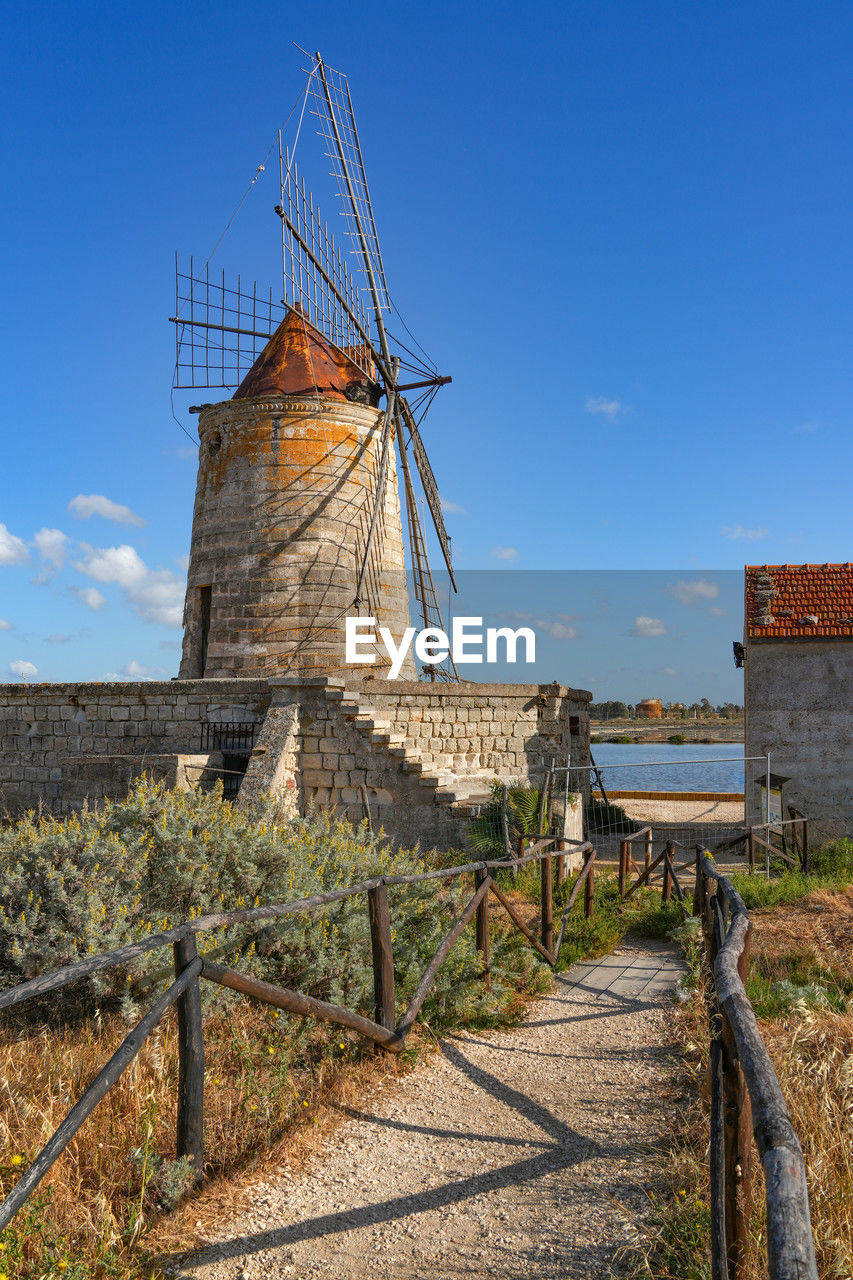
[587, 742, 746, 793]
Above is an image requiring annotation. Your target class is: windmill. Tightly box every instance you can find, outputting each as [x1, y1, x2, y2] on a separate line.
[170, 51, 458, 681]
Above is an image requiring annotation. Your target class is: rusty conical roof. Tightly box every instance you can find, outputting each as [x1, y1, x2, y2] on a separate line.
[233, 305, 370, 402]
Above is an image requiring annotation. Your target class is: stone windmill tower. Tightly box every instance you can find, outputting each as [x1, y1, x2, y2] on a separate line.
[173, 52, 457, 683]
[179, 305, 412, 679]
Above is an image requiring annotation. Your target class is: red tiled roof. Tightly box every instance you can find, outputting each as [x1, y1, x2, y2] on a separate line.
[745, 564, 853, 641]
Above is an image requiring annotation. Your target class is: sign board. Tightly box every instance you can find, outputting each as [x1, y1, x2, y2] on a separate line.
[561, 793, 584, 869]
[759, 783, 784, 826]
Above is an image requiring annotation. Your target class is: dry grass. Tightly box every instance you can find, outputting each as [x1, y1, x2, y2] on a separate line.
[0, 1000, 421, 1278]
[632, 886, 853, 1279]
[750, 885, 853, 981]
[757, 1009, 853, 1277]
[746, 888, 853, 1277]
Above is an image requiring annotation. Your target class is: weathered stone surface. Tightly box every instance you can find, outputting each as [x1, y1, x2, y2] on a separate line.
[179, 395, 414, 680]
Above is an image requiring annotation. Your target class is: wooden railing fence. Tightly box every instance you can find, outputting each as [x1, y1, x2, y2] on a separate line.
[616, 815, 811, 904]
[0, 838, 594, 1231]
[695, 850, 817, 1280]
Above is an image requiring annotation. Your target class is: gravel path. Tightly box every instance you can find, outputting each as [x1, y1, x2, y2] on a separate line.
[176, 939, 683, 1280]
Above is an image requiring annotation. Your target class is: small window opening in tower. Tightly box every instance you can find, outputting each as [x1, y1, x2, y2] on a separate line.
[198, 585, 212, 676]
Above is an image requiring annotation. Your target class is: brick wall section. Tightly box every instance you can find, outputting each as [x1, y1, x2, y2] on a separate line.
[241, 678, 591, 848]
[744, 640, 853, 840]
[0, 680, 271, 815]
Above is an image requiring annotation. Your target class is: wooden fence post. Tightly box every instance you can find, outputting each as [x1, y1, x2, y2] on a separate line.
[747, 828, 755, 875]
[693, 847, 702, 917]
[584, 849, 595, 919]
[708, 897, 728, 1280]
[801, 818, 809, 875]
[368, 884, 395, 1031]
[475, 868, 491, 990]
[173, 933, 205, 1180]
[618, 840, 628, 896]
[662, 842, 673, 903]
[555, 840, 565, 891]
[644, 827, 653, 873]
[722, 923, 753, 1279]
[541, 852, 554, 956]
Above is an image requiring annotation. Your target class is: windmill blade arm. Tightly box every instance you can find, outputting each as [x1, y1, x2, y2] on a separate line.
[275, 204, 389, 383]
[399, 397, 457, 592]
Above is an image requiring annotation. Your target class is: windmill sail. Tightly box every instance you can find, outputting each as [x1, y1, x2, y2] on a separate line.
[400, 398, 456, 588]
[307, 55, 391, 319]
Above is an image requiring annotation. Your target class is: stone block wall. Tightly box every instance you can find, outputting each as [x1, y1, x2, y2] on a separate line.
[0, 680, 271, 816]
[745, 640, 853, 839]
[0, 675, 592, 850]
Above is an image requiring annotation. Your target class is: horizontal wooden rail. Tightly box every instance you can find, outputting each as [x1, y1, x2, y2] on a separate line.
[201, 960, 402, 1051]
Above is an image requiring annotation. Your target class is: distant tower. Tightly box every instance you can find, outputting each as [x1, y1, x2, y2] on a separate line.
[179, 306, 413, 679]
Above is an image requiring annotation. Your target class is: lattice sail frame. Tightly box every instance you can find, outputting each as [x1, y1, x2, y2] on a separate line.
[305, 55, 391, 318]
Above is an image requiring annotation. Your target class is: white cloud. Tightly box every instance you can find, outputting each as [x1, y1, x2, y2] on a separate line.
[710, 606, 726, 617]
[0, 618, 11, 631]
[128, 571, 184, 627]
[0, 523, 29, 566]
[492, 546, 519, 562]
[68, 494, 145, 527]
[662, 667, 677, 677]
[71, 585, 107, 610]
[75, 544, 147, 588]
[74, 544, 184, 627]
[539, 620, 577, 640]
[721, 524, 768, 541]
[9, 659, 37, 680]
[665, 578, 720, 607]
[631, 616, 667, 638]
[33, 527, 70, 568]
[585, 396, 624, 421]
[791, 421, 818, 435]
[102, 659, 169, 680]
[440, 498, 467, 516]
[505, 610, 578, 640]
[45, 633, 72, 643]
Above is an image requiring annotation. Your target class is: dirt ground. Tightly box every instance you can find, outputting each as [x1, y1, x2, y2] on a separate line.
[168, 941, 684, 1280]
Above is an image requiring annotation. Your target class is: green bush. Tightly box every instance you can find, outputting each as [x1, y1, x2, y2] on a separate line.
[0, 777, 548, 1031]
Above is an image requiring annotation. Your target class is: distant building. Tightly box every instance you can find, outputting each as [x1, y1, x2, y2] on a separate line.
[744, 563, 853, 839]
[635, 698, 664, 719]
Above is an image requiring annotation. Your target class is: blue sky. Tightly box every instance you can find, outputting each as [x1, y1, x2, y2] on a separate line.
[1, 1, 850, 697]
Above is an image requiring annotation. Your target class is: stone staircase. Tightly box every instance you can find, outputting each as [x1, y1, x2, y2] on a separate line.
[323, 680, 492, 817]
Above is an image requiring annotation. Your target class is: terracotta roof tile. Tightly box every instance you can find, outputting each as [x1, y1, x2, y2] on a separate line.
[745, 563, 853, 641]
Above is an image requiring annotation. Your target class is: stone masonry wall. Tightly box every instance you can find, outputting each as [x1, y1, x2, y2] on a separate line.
[0, 680, 271, 816]
[179, 395, 413, 680]
[239, 678, 592, 848]
[0, 676, 592, 850]
[745, 639, 853, 839]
